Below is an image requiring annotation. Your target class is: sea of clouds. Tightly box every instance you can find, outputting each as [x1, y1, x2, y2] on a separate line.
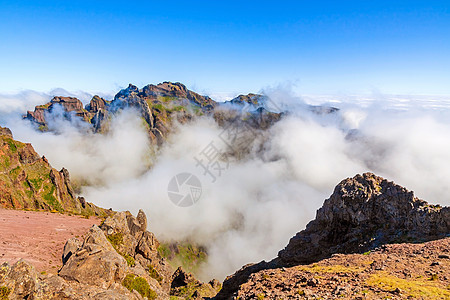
[1, 87, 450, 281]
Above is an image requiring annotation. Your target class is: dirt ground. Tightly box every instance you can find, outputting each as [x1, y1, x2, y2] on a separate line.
[236, 238, 450, 299]
[0, 208, 101, 274]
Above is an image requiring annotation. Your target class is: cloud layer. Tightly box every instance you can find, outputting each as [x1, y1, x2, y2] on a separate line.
[2, 89, 450, 281]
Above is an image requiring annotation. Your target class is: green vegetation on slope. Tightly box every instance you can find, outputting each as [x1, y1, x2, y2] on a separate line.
[147, 264, 163, 283]
[0, 286, 11, 300]
[122, 274, 157, 299]
[0, 134, 109, 217]
[366, 272, 450, 299]
[106, 232, 135, 267]
[158, 242, 207, 275]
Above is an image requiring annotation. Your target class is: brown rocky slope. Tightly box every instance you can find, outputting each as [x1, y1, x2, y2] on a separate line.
[234, 237, 449, 299]
[0, 209, 220, 299]
[0, 126, 108, 217]
[216, 173, 450, 299]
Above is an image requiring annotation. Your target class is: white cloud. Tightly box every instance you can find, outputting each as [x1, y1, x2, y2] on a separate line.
[2, 88, 450, 281]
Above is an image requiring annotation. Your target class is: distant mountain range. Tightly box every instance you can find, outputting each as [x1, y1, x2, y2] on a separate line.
[23, 82, 282, 145]
[23, 82, 340, 148]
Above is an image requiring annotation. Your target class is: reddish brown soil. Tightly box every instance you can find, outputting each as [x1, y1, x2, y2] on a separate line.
[0, 208, 101, 274]
[236, 238, 450, 299]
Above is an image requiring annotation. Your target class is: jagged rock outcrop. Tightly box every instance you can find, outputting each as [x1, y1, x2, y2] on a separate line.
[170, 266, 221, 299]
[99, 209, 221, 298]
[24, 96, 101, 129]
[0, 209, 221, 299]
[117, 81, 217, 111]
[101, 210, 163, 266]
[228, 93, 267, 107]
[85, 95, 108, 113]
[0, 127, 109, 217]
[112, 84, 156, 128]
[0, 259, 141, 299]
[216, 173, 450, 299]
[278, 172, 450, 266]
[97, 209, 220, 298]
[59, 225, 128, 288]
[110, 82, 217, 145]
[0, 127, 12, 138]
[0, 260, 40, 300]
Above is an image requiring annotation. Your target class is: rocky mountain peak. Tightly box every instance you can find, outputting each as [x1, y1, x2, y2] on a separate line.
[142, 81, 189, 97]
[229, 93, 267, 107]
[25, 95, 95, 127]
[86, 95, 108, 113]
[115, 82, 193, 101]
[217, 173, 450, 298]
[50, 96, 84, 110]
[0, 126, 13, 138]
[278, 172, 450, 266]
[114, 84, 140, 100]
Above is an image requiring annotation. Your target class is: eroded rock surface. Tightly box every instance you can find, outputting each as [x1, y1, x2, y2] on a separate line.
[235, 238, 450, 299]
[0, 127, 109, 217]
[216, 173, 450, 299]
[279, 172, 450, 266]
[0, 209, 221, 299]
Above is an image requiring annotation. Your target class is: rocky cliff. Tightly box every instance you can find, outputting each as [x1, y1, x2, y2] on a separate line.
[109, 82, 217, 145]
[0, 210, 220, 299]
[279, 172, 449, 266]
[216, 173, 450, 299]
[24, 96, 109, 131]
[0, 126, 108, 217]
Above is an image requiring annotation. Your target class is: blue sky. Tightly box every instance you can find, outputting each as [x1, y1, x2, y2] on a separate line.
[0, 1, 449, 97]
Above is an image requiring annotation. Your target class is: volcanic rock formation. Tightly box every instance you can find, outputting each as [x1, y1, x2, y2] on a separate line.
[23, 82, 288, 147]
[216, 173, 450, 299]
[279, 172, 449, 265]
[0, 210, 221, 299]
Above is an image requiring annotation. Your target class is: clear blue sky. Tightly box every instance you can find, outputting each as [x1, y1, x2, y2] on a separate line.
[0, 1, 449, 96]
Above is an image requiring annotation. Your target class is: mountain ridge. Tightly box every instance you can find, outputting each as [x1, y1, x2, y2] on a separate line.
[23, 82, 284, 146]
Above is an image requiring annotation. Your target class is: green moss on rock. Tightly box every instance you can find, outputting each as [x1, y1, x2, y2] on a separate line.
[147, 264, 163, 283]
[122, 274, 157, 299]
[0, 286, 11, 300]
[106, 232, 123, 250]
